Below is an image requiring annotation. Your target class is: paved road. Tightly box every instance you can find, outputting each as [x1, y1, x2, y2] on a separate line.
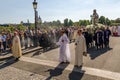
[24, 37, 120, 73]
[0, 37, 120, 80]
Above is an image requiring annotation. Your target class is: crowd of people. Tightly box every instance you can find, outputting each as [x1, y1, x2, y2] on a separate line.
[83, 27, 111, 50]
[0, 27, 77, 53]
[0, 26, 112, 53]
[56, 27, 112, 67]
[0, 26, 113, 67]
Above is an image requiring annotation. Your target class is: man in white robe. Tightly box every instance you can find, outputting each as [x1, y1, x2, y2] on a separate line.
[57, 30, 71, 64]
[12, 31, 22, 61]
[75, 29, 87, 67]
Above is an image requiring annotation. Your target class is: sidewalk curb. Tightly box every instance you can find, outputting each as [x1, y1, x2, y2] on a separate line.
[0, 47, 42, 61]
[22, 47, 42, 55]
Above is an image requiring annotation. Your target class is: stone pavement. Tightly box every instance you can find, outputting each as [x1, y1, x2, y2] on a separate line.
[0, 66, 49, 80]
[0, 58, 113, 80]
[19, 56, 120, 80]
[0, 37, 120, 80]
[24, 37, 120, 73]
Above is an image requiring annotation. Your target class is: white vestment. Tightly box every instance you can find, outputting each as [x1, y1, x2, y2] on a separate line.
[75, 35, 86, 66]
[57, 34, 71, 62]
[12, 35, 22, 58]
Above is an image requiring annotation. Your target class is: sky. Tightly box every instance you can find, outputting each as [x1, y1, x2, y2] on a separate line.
[0, 0, 120, 24]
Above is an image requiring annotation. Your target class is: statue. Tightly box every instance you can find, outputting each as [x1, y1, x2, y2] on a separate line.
[87, 9, 105, 33]
[91, 9, 99, 26]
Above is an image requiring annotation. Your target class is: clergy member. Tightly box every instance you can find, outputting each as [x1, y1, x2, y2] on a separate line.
[57, 30, 71, 64]
[12, 31, 22, 61]
[75, 29, 87, 68]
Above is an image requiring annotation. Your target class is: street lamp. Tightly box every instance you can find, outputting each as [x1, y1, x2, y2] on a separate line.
[33, 0, 38, 47]
[33, 0, 37, 10]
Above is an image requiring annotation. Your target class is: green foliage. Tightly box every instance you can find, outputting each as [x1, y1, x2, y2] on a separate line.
[0, 26, 5, 33]
[74, 22, 79, 26]
[115, 18, 120, 23]
[99, 16, 106, 25]
[0, 24, 27, 33]
[79, 20, 90, 26]
[64, 18, 69, 27]
[64, 19, 74, 27]
[41, 20, 62, 28]
[99, 16, 112, 26]
[0, 26, 15, 33]
[17, 24, 26, 31]
[106, 18, 112, 26]
[111, 18, 120, 26]
[68, 19, 73, 26]
[8, 26, 15, 32]
[111, 23, 120, 26]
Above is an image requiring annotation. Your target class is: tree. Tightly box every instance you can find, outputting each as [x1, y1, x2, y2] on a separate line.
[56, 20, 61, 26]
[79, 20, 82, 26]
[83, 20, 88, 26]
[99, 16, 106, 25]
[106, 18, 112, 26]
[8, 26, 15, 32]
[115, 18, 120, 23]
[79, 20, 90, 26]
[86, 20, 91, 25]
[64, 18, 69, 27]
[68, 19, 73, 26]
[17, 24, 26, 31]
[74, 22, 79, 26]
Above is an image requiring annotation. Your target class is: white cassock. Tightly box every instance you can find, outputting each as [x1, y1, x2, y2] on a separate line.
[75, 35, 86, 66]
[57, 34, 71, 62]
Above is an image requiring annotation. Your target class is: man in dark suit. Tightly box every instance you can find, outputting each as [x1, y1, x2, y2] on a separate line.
[104, 27, 111, 48]
[94, 29, 104, 50]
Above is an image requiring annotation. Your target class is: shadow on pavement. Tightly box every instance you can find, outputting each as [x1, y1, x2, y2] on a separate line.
[69, 67, 85, 80]
[0, 56, 13, 61]
[31, 50, 42, 57]
[45, 63, 69, 80]
[31, 46, 58, 57]
[88, 47, 112, 60]
[0, 57, 18, 69]
[0, 50, 11, 55]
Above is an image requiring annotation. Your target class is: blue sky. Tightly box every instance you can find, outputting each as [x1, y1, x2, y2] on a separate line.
[0, 0, 120, 24]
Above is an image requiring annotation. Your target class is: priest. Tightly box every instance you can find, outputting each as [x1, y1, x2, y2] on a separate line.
[75, 29, 87, 68]
[12, 31, 22, 61]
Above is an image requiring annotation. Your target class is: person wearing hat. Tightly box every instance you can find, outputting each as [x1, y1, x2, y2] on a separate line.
[12, 31, 22, 60]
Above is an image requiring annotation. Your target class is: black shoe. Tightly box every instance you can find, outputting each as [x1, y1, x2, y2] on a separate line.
[15, 58, 19, 61]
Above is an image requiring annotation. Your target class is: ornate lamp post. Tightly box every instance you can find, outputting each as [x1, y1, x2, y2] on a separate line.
[33, 0, 38, 47]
